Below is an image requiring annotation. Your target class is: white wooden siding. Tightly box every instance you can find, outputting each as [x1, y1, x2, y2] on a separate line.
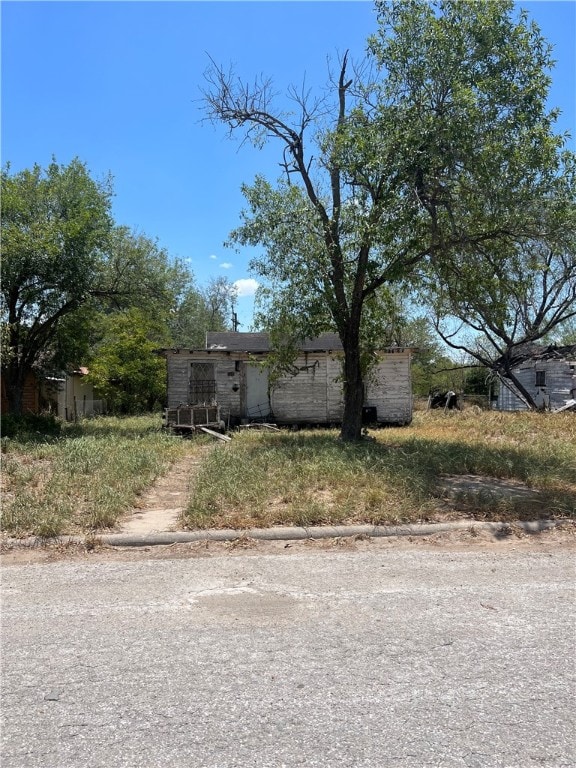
[165, 348, 413, 425]
[496, 359, 576, 411]
[326, 355, 345, 421]
[270, 350, 412, 424]
[271, 353, 336, 423]
[214, 359, 242, 421]
[496, 383, 528, 412]
[166, 356, 189, 407]
[166, 353, 242, 420]
[365, 351, 413, 424]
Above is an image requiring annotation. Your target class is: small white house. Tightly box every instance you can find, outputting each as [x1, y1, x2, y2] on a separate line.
[495, 344, 576, 411]
[42, 368, 104, 420]
[161, 332, 414, 427]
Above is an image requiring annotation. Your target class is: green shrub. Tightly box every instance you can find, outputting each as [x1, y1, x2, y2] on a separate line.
[1, 412, 62, 439]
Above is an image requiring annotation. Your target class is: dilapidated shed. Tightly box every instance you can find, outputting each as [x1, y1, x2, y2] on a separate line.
[495, 344, 576, 411]
[161, 332, 414, 427]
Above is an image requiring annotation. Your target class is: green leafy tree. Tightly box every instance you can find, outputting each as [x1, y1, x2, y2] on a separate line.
[100, 226, 191, 317]
[396, 316, 458, 396]
[169, 276, 236, 348]
[204, 0, 572, 440]
[374, 0, 575, 410]
[48, 226, 195, 372]
[1, 159, 203, 415]
[87, 308, 169, 414]
[462, 365, 493, 398]
[84, 240, 233, 411]
[1, 158, 113, 414]
[428, 233, 576, 408]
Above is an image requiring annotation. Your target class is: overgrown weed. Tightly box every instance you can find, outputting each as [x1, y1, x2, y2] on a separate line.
[185, 411, 575, 529]
[3, 410, 574, 537]
[1, 414, 190, 537]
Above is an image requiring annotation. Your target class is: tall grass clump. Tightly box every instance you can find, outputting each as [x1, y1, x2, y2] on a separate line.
[186, 429, 435, 529]
[1, 414, 190, 538]
[185, 411, 575, 529]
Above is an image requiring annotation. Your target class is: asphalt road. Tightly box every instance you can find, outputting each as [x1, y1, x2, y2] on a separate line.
[1, 546, 575, 768]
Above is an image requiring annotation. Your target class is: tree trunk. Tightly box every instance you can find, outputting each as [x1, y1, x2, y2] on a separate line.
[340, 339, 365, 442]
[502, 367, 541, 410]
[3, 361, 26, 416]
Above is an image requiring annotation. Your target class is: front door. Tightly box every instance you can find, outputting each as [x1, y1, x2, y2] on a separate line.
[245, 364, 270, 420]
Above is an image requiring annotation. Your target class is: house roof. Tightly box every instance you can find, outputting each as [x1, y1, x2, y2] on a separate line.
[503, 343, 576, 368]
[206, 332, 343, 353]
[206, 332, 275, 352]
[158, 332, 414, 356]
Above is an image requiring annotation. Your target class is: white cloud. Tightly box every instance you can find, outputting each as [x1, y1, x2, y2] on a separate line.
[209, 254, 217, 260]
[220, 262, 233, 270]
[233, 278, 260, 297]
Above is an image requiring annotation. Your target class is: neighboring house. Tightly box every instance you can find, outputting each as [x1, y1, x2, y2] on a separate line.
[495, 344, 576, 411]
[1, 367, 103, 419]
[161, 332, 414, 427]
[43, 367, 105, 420]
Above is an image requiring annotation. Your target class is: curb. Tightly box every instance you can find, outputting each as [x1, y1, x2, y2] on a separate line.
[2, 519, 571, 550]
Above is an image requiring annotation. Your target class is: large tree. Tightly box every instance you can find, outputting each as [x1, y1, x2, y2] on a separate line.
[169, 276, 236, 348]
[1, 159, 200, 415]
[100, 225, 192, 316]
[378, 0, 576, 410]
[203, 0, 573, 440]
[1, 159, 113, 414]
[426, 231, 576, 408]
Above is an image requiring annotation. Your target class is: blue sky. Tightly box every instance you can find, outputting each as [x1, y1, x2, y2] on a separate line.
[2, 1, 575, 329]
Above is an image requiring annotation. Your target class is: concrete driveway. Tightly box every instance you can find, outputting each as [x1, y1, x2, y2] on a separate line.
[1, 543, 574, 767]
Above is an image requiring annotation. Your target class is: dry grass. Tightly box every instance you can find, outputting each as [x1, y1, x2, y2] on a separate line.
[2, 410, 574, 539]
[1, 415, 192, 538]
[185, 410, 576, 529]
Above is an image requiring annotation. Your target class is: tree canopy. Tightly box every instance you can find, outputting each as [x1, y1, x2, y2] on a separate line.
[169, 276, 236, 349]
[204, 0, 574, 437]
[1, 158, 235, 415]
[375, 0, 576, 408]
[427, 231, 576, 407]
[2, 159, 112, 413]
[86, 308, 170, 414]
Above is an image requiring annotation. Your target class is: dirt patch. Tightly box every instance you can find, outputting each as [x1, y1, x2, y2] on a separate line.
[438, 474, 542, 501]
[434, 473, 553, 519]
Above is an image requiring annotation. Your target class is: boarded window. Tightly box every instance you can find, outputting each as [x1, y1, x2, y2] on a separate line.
[189, 362, 216, 404]
[535, 370, 546, 387]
